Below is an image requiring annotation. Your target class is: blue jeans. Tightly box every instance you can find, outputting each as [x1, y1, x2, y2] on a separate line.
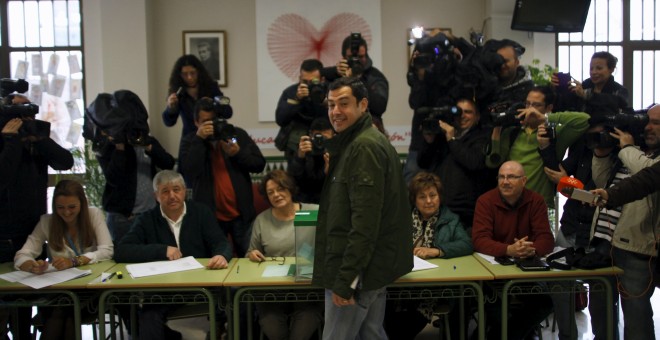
[217, 217, 252, 258]
[402, 151, 420, 185]
[106, 212, 138, 244]
[322, 287, 388, 340]
[613, 247, 657, 340]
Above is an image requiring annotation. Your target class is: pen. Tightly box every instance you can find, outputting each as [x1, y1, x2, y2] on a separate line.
[102, 272, 117, 282]
[236, 266, 240, 274]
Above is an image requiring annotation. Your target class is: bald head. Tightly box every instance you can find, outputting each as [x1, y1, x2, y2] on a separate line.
[498, 161, 527, 204]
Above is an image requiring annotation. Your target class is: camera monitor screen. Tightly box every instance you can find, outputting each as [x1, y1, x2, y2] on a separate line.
[511, 0, 592, 33]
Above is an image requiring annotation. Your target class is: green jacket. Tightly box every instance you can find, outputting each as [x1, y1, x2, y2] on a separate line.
[431, 205, 473, 259]
[312, 114, 413, 298]
[485, 111, 590, 207]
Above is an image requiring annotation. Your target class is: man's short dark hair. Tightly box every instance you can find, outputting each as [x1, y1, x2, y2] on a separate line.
[193, 97, 215, 122]
[310, 117, 332, 132]
[341, 35, 368, 58]
[529, 85, 556, 107]
[300, 59, 323, 73]
[328, 77, 369, 103]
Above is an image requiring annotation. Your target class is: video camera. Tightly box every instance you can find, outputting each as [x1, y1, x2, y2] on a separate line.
[303, 79, 327, 106]
[490, 102, 526, 128]
[409, 30, 454, 69]
[347, 32, 364, 76]
[418, 105, 462, 134]
[311, 133, 325, 155]
[0, 78, 50, 138]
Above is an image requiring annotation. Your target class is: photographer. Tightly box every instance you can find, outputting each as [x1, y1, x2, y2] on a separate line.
[162, 55, 232, 162]
[587, 104, 660, 339]
[484, 39, 535, 116]
[416, 99, 493, 231]
[0, 82, 73, 339]
[179, 97, 266, 257]
[275, 59, 328, 165]
[288, 117, 334, 204]
[321, 34, 389, 130]
[95, 131, 175, 244]
[486, 86, 590, 208]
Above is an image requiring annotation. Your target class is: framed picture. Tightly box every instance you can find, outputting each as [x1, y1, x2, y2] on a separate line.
[407, 27, 452, 66]
[183, 30, 227, 87]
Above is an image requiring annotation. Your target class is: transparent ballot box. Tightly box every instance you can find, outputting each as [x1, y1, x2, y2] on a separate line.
[294, 210, 317, 282]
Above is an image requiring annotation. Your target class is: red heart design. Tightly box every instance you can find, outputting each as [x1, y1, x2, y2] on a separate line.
[267, 12, 372, 81]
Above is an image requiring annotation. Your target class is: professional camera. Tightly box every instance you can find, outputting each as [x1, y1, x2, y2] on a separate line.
[409, 32, 454, 69]
[212, 96, 233, 119]
[0, 78, 29, 97]
[604, 112, 649, 146]
[211, 117, 237, 142]
[0, 78, 50, 138]
[303, 79, 327, 106]
[347, 32, 364, 76]
[585, 128, 618, 150]
[311, 133, 325, 155]
[490, 102, 526, 128]
[418, 106, 462, 134]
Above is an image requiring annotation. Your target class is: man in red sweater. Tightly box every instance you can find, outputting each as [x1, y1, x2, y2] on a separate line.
[472, 160, 555, 340]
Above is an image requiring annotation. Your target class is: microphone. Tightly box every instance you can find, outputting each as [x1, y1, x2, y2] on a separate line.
[557, 177, 601, 204]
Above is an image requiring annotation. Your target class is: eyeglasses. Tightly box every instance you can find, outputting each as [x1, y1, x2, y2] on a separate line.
[258, 257, 286, 266]
[496, 174, 524, 182]
[524, 101, 545, 110]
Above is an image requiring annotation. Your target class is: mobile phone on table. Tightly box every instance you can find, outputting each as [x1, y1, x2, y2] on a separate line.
[494, 256, 515, 266]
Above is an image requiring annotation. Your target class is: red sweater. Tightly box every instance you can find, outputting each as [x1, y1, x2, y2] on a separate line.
[472, 188, 555, 257]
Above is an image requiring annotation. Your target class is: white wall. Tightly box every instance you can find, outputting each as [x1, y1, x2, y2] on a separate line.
[83, 0, 557, 156]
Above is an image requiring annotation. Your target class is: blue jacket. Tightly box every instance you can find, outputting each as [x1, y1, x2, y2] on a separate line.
[115, 202, 233, 263]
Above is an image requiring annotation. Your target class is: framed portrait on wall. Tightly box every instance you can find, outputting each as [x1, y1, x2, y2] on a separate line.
[183, 30, 227, 86]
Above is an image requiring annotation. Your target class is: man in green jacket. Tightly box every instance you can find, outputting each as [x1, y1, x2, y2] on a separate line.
[312, 77, 413, 339]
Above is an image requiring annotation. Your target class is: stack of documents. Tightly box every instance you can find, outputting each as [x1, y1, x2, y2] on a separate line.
[0, 266, 91, 289]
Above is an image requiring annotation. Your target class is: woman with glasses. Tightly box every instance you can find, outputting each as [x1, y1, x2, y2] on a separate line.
[384, 171, 472, 340]
[247, 170, 322, 340]
[14, 180, 113, 340]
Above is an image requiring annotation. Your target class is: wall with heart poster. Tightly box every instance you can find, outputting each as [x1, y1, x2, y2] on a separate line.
[255, 0, 382, 122]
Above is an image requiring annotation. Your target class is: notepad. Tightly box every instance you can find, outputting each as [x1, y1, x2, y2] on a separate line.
[125, 256, 204, 278]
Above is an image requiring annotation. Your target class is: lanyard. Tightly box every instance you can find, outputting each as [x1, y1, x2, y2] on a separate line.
[65, 234, 81, 256]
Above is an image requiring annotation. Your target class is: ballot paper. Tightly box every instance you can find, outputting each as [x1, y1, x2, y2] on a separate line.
[0, 266, 91, 289]
[412, 256, 438, 271]
[125, 256, 203, 278]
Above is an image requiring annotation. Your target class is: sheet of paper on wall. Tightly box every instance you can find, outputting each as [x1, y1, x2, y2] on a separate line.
[69, 79, 82, 99]
[14, 60, 28, 79]
[32, 54, 43, 76]
[126, 256, 204, 278]
[40, 76, 49, 94]
[50, 75, 66, 97]
[29, 85, 42, 105]
[412, 256, 438, 271]
[47, 54, 60, 75]
[66, 100, 82, 120]
[68, 55, 81, 74]
[66, 123, 82, 145]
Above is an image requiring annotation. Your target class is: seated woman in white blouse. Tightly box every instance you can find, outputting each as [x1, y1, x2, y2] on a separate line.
[247, 170, 322, 340]
[14, 179, 113, 340]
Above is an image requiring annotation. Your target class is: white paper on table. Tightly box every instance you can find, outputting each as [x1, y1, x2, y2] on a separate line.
[19, 267, 91, 289]
[0, 270, 34, 282]
[125, 256, 203, 278]
[476, 252, 499, 265]
[261, 264, 292, 277]
[412, 256, 439, 271]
